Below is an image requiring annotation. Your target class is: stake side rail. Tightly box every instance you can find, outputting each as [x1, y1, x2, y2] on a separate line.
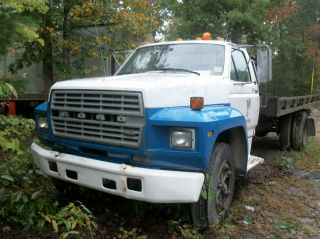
[260, 94, 320, 118]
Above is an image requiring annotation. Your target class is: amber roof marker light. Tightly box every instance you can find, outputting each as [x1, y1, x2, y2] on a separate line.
[202, 32, 212, 40]
[190, 97, 204, 110]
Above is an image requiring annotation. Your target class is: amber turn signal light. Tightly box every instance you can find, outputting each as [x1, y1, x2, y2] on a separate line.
[190, 97, 204, 110]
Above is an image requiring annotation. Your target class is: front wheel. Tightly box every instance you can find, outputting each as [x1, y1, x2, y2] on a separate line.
[191, 143, 235, 225]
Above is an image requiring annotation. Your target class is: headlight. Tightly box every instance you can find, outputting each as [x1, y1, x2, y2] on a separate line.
[171, 128, 195, 150]
[38, 116, 48, 130]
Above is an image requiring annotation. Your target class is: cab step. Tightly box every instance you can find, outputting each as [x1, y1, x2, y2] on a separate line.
[247, 155, 264, 172]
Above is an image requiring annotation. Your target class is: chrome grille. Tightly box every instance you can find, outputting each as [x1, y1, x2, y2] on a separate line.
[51, 90, 143, 116]
[50, 90, 144, 148]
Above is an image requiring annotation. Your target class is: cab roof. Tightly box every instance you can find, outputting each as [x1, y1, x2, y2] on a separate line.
[138, 40, 230, 49]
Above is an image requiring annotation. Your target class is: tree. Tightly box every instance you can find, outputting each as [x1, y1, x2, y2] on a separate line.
[0, 0, 48, 101]
[9, 0, 161, 86]
[265, 0, 320, 95]
[159, 0, 270, 44]
[0, 0, 48, 55]
[161, 0, 320, 95]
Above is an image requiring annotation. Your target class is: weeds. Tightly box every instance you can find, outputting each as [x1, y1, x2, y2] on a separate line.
[281, 139, 320, 173]
[42, 201, 98, 239]
[118, 227, 147, 239]
[0, 116, 98, 238]
[274, 220, 298, 235]
[0, 116, 55, 230]
[280, 156, 295, 171]
[167, 219, 202, 239]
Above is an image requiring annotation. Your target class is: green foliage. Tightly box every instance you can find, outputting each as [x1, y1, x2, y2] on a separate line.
[42, 201, 98, 239]
[0, 0, 48, 55]
[161, 0, 320, 96]
[118, 227, 147, 239]
[274, 220, 298, 235]
[0, 115, 34, 151]
[282, 139, 320, 172]
[0, 79, 18, 104]
[0, 116, 98, 237]
[280, 156, 295, 171]
[0, 77, 27, 103]
[262, 0, 320, 96]
[0, 76, 27, 92]
[167, 219, 202, 239]
[9, 0, 162, 81]
[160, 0, 270, 44]
[0, 116, 56, 230]
[200, 174, 215, 200]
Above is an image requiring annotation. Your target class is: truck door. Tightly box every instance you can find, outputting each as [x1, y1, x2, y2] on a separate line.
[229, 49, 260, 153]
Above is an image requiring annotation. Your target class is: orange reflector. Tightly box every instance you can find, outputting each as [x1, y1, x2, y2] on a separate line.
[208, 130, 213, 137]
[190, 97, 204, 110]
[202, 32, 212, 40]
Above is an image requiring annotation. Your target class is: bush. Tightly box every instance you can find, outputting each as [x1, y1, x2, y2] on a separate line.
[0, 115, 35, 161]
[0, 116, 98, 238]
[0, 115, 55, 230]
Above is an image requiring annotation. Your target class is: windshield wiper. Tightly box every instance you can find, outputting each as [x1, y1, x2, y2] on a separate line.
[156, 68, 200, 76]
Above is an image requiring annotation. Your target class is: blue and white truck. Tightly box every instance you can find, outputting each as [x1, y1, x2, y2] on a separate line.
[31, 38, 319, 225]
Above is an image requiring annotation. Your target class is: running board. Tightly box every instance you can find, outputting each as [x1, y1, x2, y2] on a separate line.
[247, 155, 264, 172]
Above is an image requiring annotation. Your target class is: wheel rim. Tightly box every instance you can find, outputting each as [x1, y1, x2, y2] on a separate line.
[215, 161, 233, 215]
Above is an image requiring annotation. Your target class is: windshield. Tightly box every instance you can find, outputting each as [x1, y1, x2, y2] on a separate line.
[116, 43, 225, 76]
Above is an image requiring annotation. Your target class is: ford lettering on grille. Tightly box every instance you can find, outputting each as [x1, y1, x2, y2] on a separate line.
[77, 112, 86, 119]
[50, 90, 145, 148]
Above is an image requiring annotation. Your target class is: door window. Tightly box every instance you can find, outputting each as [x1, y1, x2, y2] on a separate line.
[231, 50, 251, 82]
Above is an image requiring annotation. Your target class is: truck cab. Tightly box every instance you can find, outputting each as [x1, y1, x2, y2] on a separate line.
[32, 39, 265, 225]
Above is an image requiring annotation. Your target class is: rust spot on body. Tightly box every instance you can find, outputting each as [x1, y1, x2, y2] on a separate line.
[246, 99, 252, 118]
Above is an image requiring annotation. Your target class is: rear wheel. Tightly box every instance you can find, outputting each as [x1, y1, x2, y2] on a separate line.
[191, 143, 235, 225]
[292, 111, 308, 150]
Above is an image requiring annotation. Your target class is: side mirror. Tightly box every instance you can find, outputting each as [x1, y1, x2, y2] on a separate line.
[257, 47, 272, 83]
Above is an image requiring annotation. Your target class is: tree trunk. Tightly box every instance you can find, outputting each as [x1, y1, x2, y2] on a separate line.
[63, 3, 71, 74]
[43, 13, 53, 93]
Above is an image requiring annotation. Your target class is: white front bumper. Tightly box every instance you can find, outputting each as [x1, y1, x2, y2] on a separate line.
[31, 143, 204, 203]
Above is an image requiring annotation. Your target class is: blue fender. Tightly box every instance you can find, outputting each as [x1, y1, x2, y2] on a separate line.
[146, 104, 248, 171]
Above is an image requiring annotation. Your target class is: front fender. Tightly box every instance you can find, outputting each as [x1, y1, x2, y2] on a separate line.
[146, 105, 247, 170]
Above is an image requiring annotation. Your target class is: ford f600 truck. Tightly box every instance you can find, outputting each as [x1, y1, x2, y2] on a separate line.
[31, 38, 319, 225]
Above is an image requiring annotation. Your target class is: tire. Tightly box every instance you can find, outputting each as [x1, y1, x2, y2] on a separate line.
[279, 114, 293, 150]
[191, 143, 235, 225]
[291, 111, 308, 150]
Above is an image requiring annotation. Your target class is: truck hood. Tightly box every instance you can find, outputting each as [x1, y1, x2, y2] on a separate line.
[51, 73, 231, 108]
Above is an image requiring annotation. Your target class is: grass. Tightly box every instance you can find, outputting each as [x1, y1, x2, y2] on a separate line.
[282, 138, 320, 173]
